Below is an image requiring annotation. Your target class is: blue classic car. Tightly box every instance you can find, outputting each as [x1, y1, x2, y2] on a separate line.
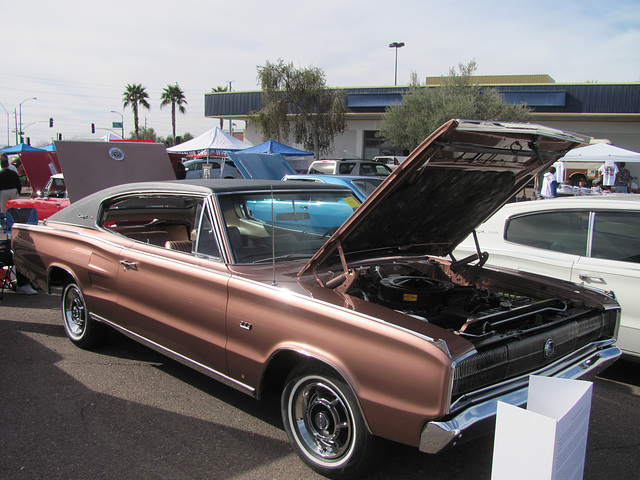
[246, 192, 360, 240]
[282, 174, 384, 201]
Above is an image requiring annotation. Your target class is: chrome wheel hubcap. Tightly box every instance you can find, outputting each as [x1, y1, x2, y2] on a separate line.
[291, 379, 353, 461]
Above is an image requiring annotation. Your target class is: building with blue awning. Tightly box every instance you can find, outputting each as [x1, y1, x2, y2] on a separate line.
[204, 75, 640, 161]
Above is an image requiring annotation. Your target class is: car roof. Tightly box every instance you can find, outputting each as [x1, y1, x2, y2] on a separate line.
[283, 174, 384, 182]
[499, 194, 640, 214]
[310, 159, 377, 163]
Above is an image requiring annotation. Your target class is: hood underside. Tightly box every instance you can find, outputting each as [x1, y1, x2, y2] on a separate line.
[300, 119, 591, 276]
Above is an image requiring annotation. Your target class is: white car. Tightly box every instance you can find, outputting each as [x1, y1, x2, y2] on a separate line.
[454, 194, 640, 359]
[307, 159, 392, 176]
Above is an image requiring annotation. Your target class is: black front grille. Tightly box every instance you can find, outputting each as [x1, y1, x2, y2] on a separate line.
[452, 310, 617, 397]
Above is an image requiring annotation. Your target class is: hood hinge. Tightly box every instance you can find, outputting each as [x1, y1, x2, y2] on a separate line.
[316, 240, 359, 293]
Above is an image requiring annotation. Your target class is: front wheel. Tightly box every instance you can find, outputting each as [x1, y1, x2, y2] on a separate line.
[61, 281, 108, 349]
[281, 364, 378, 479]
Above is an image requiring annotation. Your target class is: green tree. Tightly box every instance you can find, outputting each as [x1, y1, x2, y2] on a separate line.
[378, 60, 531, 150]
[163, 132, 193, 147]
[122, 83, 151, 139]
[132, 126, 157, 141]
[252, 59, 347, 158]
[160, 83, 188, 141]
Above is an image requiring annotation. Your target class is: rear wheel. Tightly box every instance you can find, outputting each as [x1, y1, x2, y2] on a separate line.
[281, 364, 378, 479]
[61, 281, 108, 349]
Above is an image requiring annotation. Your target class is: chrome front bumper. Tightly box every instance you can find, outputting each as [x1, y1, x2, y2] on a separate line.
[419, 342, 621, 454]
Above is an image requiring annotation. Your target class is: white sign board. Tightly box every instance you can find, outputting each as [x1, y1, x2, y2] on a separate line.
[491, 376, 593, 480]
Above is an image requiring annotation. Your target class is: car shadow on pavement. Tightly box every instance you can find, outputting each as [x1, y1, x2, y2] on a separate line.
[0, 321, 310, 480]
[598, 358, 640, 387]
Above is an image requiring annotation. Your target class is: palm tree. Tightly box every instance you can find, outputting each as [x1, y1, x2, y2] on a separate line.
[160, 83, 187, 141]
[122, 84, 151, 139]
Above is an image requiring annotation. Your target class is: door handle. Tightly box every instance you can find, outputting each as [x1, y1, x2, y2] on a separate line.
[578, 274, 605, 284]
[119, 260, 138, 272]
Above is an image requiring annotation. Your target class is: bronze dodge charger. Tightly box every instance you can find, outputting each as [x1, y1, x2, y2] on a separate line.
[12, 120, 621, 478]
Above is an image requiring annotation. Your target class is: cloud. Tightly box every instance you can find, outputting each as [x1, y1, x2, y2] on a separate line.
[1, 0, 638, 146]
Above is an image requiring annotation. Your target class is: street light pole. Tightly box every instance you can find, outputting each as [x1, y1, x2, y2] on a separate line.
[110, 110, 124, 139]
[389, 42, 405, 86]
[19, 97, 37, 144]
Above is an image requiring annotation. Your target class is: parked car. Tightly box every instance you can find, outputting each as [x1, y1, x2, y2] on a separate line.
[454, 194, 640, 359]
[373, 155, 408, 170]
[307, 159, 392, 176]
[185, 153, 296, 180]
[5, 173, 69, 221]
[282, 174, 384, 201]
[12, 120, 621, 479]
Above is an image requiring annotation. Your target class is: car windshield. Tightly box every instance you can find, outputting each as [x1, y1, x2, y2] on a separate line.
[217, 190, 360, 264]
[45, 177, 67, 198]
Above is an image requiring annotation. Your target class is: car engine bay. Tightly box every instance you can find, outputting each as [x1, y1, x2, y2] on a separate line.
[342, 260, 600, 350]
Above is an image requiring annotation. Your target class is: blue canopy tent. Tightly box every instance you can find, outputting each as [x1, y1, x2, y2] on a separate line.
[239, 140, 313, 157]
[0, 143, 44, 154]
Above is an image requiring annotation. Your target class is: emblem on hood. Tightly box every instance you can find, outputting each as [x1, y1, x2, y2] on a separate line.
[543, 338, 555, 358]
[109, 147, 125, 161]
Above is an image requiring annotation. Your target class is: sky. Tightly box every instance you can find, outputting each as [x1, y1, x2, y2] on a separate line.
[1, 0, 639, 147]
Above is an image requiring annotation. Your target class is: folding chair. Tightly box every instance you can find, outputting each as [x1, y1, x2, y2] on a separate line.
[4, 208, 38, 237]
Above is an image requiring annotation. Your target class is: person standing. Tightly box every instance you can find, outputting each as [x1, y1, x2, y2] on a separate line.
[0, 154, 21, 214]
[615, 162, 632, 193]
[598, 159, 619, 191]
[539, 166, 558, 199]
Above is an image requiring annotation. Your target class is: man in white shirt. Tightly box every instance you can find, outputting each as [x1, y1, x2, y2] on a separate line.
[598, 160, 619, 190]
[539, 166, 558, 199]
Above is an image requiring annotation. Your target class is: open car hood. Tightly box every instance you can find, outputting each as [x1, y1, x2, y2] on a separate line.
[226, 152, 297, 180]
[15, 151, 62, 193]
[54, 141, 176, 203]
[299, 119, 591, 276]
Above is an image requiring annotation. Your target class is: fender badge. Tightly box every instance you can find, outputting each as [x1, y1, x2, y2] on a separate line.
[543, 338, 555, 358]
[109, 147, 125, 161]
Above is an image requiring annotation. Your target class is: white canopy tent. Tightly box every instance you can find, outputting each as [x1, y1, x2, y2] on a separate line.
[167, 127, 251, 156]
[561, 143, 640, 163]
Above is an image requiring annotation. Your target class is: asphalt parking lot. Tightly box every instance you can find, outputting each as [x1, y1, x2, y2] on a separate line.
[1, 289, 639, 480]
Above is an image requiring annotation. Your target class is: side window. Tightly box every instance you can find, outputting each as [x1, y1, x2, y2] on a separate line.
[505, 211, 589, 255]
[339, 163, 355, 174]
[592, 212, 640, 263]
[194, 203, 221, 258]
[375, 165, 391, 175]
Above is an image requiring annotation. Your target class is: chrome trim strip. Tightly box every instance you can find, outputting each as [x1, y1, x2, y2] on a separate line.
[419, 342, 621, 454]
[586, 211, 595, 258]
[93, 314, 255, 396]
